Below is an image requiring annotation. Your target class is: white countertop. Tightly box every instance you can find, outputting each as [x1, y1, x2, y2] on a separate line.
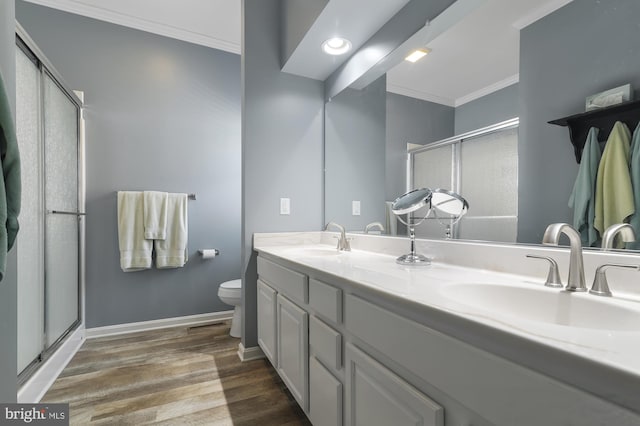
[253, 232, 640, 414]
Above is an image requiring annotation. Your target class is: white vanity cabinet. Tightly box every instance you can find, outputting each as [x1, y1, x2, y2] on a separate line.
[257, 254, 446, 425]
[255, 250, 640, 426]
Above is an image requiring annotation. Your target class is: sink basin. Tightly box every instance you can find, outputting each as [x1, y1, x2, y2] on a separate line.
[283, 246, 342, 257]
[442, 283, 640, 331]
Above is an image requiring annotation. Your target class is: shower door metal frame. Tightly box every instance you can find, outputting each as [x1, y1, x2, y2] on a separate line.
[407, 117, 519, 239]
[16, 24, 85, 384]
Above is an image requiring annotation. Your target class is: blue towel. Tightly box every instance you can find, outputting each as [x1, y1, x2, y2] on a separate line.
[568, 127, 601, 246]
[628, 122, 640, 249]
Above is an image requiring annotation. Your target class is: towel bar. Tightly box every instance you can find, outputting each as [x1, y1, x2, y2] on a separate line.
[48, 210, 86, 216]
[115, 191, 196, 200]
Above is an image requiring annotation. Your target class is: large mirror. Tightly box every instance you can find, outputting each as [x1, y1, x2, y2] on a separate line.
[324, 0, 640, 250]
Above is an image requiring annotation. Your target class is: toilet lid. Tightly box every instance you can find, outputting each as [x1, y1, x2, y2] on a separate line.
[220, 279, 241, 289]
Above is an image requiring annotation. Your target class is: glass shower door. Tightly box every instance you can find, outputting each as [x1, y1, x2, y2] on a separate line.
[43, 73, 80, 347]
[16, 46, 45, 374]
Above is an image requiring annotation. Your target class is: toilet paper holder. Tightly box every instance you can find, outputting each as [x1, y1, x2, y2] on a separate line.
[198, 249, 220, 257]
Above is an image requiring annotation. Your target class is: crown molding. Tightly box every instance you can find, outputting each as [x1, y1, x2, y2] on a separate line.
[512, 0, 574, 30]
[22, 0, 241, 54]
[386, 83, 456, 107]
[454, 74, 519, 107]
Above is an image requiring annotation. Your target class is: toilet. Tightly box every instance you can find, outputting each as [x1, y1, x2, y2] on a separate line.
[218, 279, 242, 337]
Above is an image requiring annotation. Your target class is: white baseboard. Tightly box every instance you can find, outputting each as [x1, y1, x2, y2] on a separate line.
[237, 343, 265, 362]
[86, 311, 234, 339]
[18, 326, 86, 403]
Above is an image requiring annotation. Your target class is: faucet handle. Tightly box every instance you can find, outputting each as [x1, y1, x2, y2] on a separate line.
[331, 235, 341, 250]
[589, 263, 640, 297]
[526, 255, 563, 288]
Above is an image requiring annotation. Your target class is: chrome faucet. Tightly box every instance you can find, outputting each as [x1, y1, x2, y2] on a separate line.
[601, 223, 636, 250]
[325, 221, 351, 251]
[542, 223, 586, 292]
[364, 222, 385, 234]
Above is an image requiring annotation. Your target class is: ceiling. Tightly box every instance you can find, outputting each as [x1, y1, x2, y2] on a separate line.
[23, 0, 573, 106]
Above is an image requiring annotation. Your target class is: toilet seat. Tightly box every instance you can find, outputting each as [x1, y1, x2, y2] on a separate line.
[218, 279, 242, 300]
[220, 279, 241, 289]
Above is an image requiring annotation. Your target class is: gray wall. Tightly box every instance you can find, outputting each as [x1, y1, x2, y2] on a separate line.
[280, 0, 329, 66]
[386, 92, 454, 199]
[17, 1, 242, 328]
[454, 83, 518, 135]
[325, 76, 386, 231]
[242, 0, 324, 348]
[518, 0, 640, 243]
[0, 0, 17, 403]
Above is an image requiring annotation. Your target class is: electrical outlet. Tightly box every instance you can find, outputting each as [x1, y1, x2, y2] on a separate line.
[280, 198, 290, 215]
[352, 200, 361, 216]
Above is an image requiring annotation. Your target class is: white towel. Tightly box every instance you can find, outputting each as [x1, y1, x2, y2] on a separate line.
[117, 191, 152, 272]
[143, 191, 168, 240]
[155, 193, 188, 268]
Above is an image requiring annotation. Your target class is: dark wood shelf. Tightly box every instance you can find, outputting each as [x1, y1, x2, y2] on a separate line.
[548, 99, 640, 162]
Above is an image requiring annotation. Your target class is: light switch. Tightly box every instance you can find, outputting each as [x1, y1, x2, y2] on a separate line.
[352, 200, 361, 216]
[280, 198, 291, 215]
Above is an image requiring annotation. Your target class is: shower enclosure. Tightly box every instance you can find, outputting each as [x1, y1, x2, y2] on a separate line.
[15, 26, 85, 384]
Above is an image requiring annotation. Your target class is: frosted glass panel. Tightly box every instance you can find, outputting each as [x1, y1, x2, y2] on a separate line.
[16, 48, 45, 374]
[415, 218, 450, 239]
[43, 73, 79, 346]
[458, 216, 518, 243]
[413, 145, 453, 190]
[460, 128, 518, 216]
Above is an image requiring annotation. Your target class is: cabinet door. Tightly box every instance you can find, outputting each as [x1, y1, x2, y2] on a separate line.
[310, 356, 343, 426]
[345, 343, 443, 426]
[277, 294, 309, 412]
[257, 280, 277, 365]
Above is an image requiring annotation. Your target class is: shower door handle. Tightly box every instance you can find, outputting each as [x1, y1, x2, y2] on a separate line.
[48, 210, 86, 216]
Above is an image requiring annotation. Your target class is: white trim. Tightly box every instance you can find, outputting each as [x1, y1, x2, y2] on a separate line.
[386, 83, 455, 107]
[18, 326, 86, 403]
[512, 0, 574, 30]
[21, 0, 241, 54]
[86, 311, 234, 339]
[237, 343, 265, 362]
[454, 74, 519, 107]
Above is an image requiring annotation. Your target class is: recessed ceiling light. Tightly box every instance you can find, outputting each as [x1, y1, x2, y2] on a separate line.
[322, 37, 352, 55]
[404, 48, 431, 63]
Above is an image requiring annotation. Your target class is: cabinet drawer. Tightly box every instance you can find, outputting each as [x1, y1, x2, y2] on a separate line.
[310, 315, 342, 371]
[309, 278, 342, 324]
[258, 256, 308, 303]
[345, 343, 443, 426]
[310, 356, 343, 426]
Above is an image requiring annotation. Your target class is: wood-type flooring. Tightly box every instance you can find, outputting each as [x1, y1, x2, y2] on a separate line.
[42, 321, 311, 425]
